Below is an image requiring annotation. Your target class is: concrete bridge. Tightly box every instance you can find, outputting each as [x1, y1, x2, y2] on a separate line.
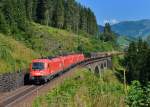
[84, 57, 112, 75]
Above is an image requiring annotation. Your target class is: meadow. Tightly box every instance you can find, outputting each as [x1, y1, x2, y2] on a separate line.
[33, 68, 126, 107]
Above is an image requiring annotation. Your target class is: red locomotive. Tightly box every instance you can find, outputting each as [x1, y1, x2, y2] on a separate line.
[30, 54, 85, 83]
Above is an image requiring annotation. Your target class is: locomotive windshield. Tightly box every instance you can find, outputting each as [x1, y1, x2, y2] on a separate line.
[32, 62, 44, 70]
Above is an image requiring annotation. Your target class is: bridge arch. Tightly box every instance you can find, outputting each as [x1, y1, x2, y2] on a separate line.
[94, 66, 100, 75]
[84, 57, 112, 75]
[100, 63, 104, 69]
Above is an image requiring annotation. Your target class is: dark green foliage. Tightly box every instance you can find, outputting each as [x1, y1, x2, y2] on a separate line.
[13, 0, 27, 31]
[64, 0, 74, 31]
[79, 7, 88, 33]
[1, 0, 28, 35]
[25, 0, 33, 20]
[79, 7, 98, 35]
[47, 0, 54, 26]
[31, 0, 38, 21]
[104, 23, 111, 33]
[101, 23, 116, 42]
[36, 0, 49, 25]
[124, 39, 150, 84]
[0, 0, 98, 38]
[126, 81, 150, 107]
[2, 0, 17, 33]
[53, 0, 64, 28]
[33, 0, 98, 35]
[0, 10, 9, 34]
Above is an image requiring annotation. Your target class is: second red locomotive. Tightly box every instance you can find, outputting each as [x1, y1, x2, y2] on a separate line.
[30, 54, 85, 83]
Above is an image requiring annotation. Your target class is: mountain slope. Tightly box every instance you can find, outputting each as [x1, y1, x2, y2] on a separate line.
[111, 19, 150, 38]
[0, 33, 39, 73]
[29, 23, 115, 56]
[0, 23, 115, 73]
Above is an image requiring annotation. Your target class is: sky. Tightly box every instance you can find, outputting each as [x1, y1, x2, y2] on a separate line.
[77, 0, 150, 25]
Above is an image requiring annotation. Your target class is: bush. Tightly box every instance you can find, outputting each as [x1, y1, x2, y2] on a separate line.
[126, 81, 150, 107]
[33, 69, 125, 107]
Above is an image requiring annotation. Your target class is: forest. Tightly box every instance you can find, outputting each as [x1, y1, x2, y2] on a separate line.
[0, 0, 98, 37]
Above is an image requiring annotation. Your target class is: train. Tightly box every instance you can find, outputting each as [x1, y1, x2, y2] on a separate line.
[90, 52, 110, 58]
[90, 51, 123, 58]
[30, 54, 85, 83]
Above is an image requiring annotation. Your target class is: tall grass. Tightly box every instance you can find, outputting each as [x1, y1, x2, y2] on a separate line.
[33, 69, 126, 107]
[0, 22, 115, 73]
[29, 23, 115, 57]
[0, 33, 40, 73]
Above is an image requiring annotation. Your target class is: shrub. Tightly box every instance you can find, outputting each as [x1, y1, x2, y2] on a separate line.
[126, 81, 150, 107]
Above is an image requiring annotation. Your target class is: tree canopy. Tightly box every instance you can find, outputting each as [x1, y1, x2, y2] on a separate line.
[100, 23, 117, 43]
[0, 0, 98, 36]
[124, 39, 150, 84]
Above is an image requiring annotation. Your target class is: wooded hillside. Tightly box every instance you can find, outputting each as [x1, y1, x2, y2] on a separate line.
[0, 0, 98, 36]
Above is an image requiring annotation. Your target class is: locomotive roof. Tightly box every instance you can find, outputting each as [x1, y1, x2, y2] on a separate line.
[32, 57, 62, 62]
[32, 59, 50, 63]
[32, 54, 84, 63]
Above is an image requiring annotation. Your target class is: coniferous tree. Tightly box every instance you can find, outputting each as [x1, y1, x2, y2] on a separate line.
[144, 49, 150, 83]
[32, 0, 38, 21]
[47, 0, 54, 26]
[13, 0, 27, 31]
[2, 0, 18, 33]
[25, 0, 33, 20]
[86, 8, 98, 35]
[64, 0, 75, 31]
[0, 0, 99, 37]
[124, 39, 150, 84]
[137, 39, 149, 84]
[0, 10, 9, 34]
[101, 23, 116, 42]
[125, 41, 138, 82]
[86, 8, 91, 34]
[104, 23, 111, 33]
[53, 0, 64, 28]
[72, 2, 80, 33]
[79, 7, 88, 33]
[36, 0, 49, 25]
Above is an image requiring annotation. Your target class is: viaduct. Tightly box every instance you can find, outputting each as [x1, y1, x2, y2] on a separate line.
[83, 57, 112, 75]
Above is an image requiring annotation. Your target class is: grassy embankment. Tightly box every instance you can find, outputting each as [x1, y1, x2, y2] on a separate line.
[33, 68, 126, 107]
[28, 23, 115, 56]
[0, 23, 115, 73]
[0, 33, 39, 73]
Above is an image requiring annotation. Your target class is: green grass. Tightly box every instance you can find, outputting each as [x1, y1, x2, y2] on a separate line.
[28, 23, 115, 56]
[0, 33, 40, 73]
[117, 36, 131, 50]
[33, 69, 126, 107]
[0, 22, 115, 73]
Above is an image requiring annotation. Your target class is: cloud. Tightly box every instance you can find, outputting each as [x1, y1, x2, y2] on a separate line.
[103, 20, 110, 24]
[111, 19, 119, 24]
[103, 19, 119, 25]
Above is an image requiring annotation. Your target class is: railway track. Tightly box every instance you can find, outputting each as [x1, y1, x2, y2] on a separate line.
[0, 85, 38, 107]
[0, 56, 114, 107]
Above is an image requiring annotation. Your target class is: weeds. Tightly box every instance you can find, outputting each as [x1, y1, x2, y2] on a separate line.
[0, 33, 39, 73]
[33, 69, 126, 107]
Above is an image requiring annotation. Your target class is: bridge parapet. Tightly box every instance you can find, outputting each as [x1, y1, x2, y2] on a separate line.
[85, 57, 112, 75]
